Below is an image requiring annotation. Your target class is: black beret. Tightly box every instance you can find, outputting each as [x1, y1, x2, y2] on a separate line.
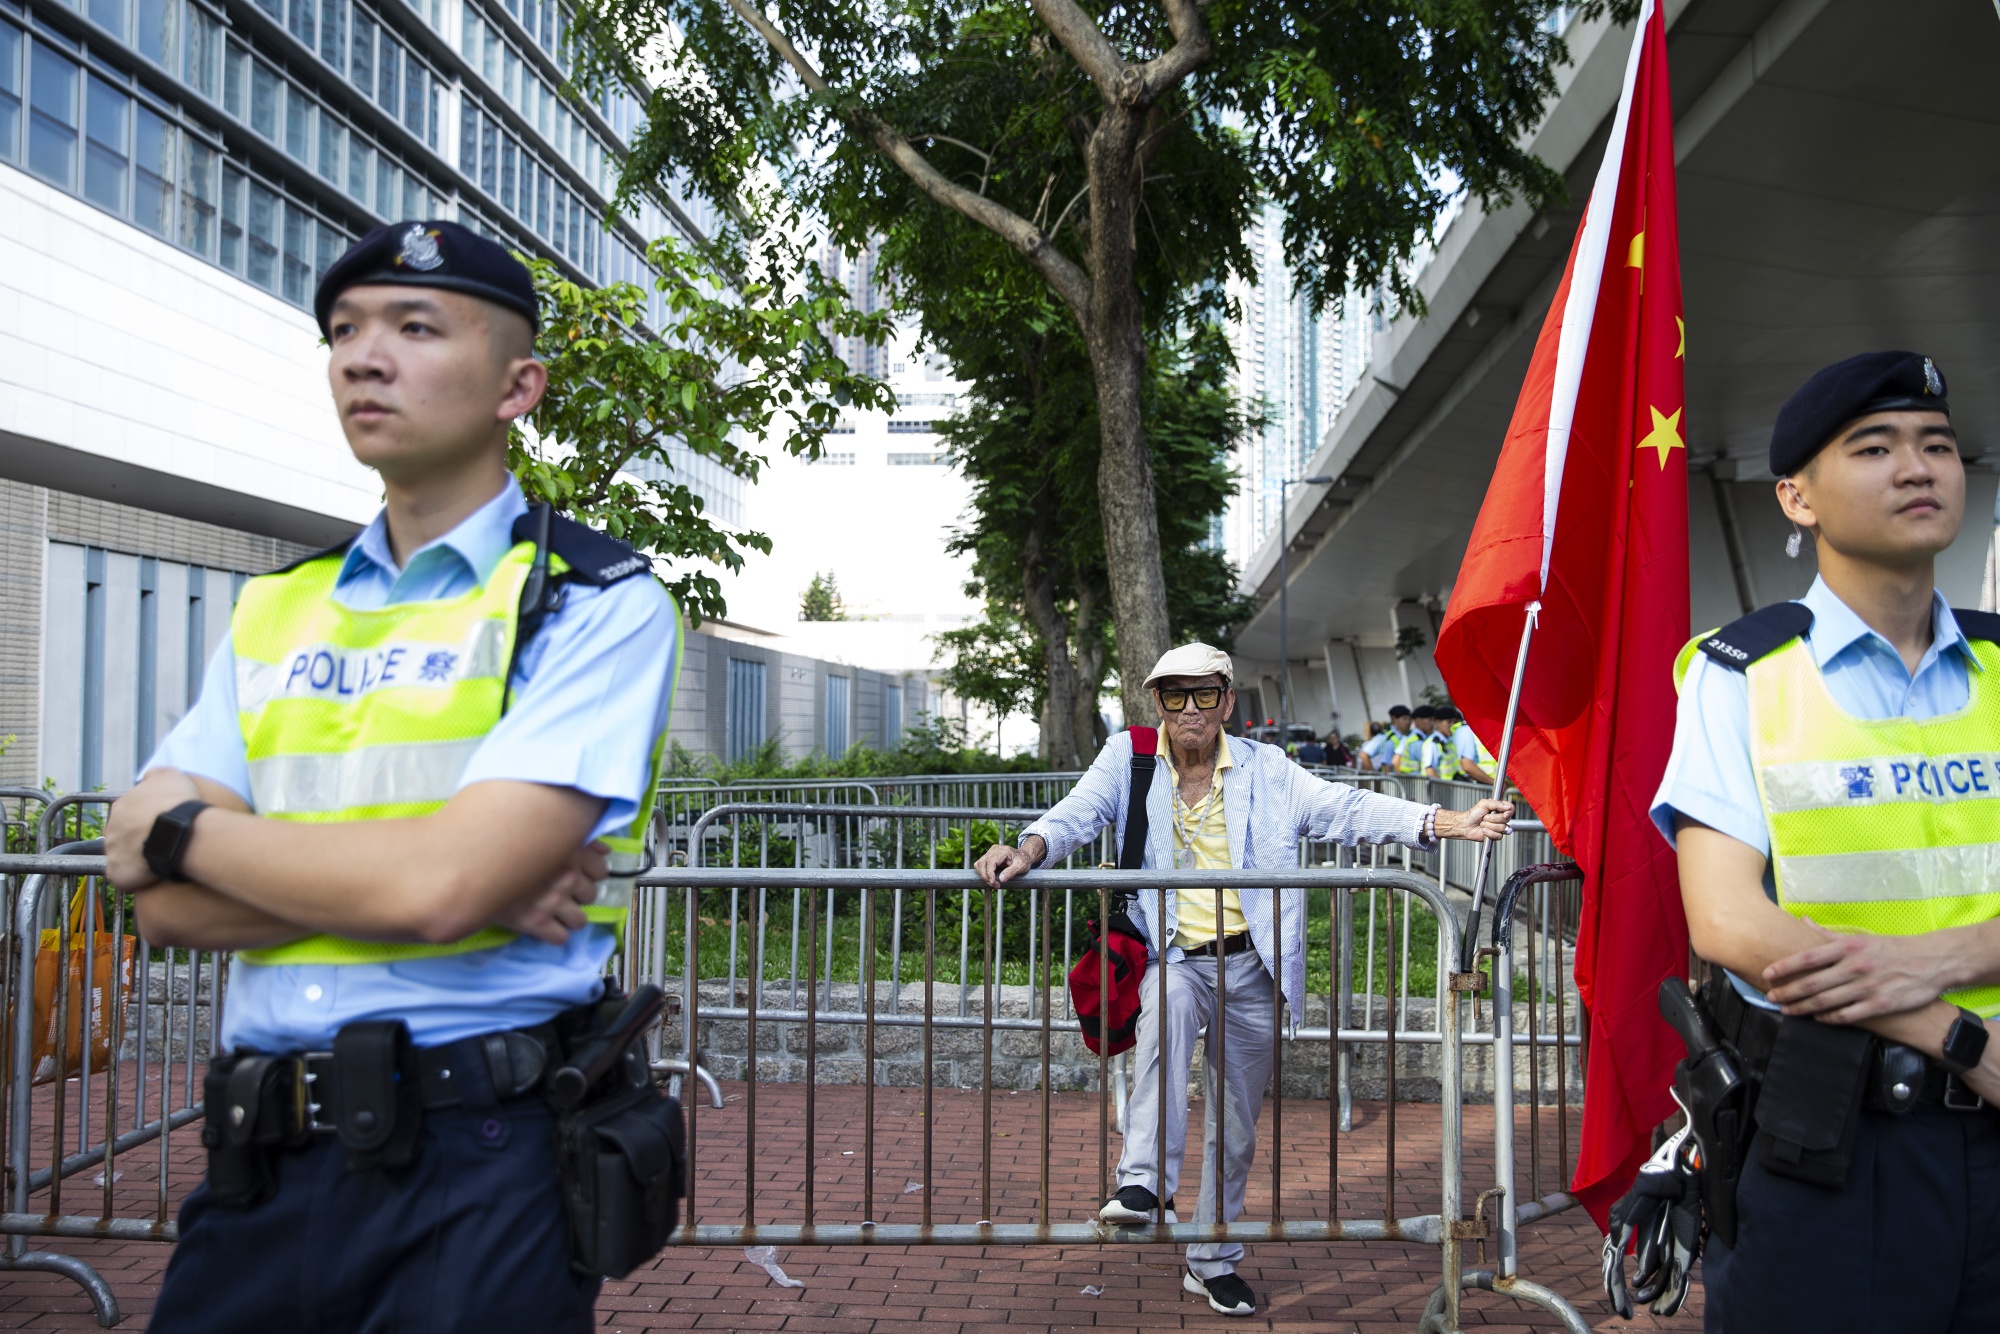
[1411, 705, 1436, 720]
[313, 219, 539, 338]
[1388, 704, 1411, 717]
[1769, 350, 1949, 476]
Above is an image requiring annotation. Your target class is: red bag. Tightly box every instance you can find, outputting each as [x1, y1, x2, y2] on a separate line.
[1068, 726, 1159, 1057]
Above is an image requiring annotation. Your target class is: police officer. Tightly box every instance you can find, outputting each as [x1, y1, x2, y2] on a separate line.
[103, 221, 680, 1332]
[1652, 351, 2000, 1331]
[1393, 704, 1436, 775]
[1425, 708, 1493, 784]
[1356, 705, 1413, 772]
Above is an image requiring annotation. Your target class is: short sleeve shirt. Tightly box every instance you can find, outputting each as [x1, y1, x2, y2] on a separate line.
[148, 477, 680, 1051]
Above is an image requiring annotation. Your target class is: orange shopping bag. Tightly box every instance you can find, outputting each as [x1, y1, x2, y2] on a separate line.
[31, 885, 135, 1085]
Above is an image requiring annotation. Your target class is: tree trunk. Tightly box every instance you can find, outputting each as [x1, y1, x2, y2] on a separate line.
[1084, 103, 1172, 728]
[1020, 493, 1083, 769]
[1071, 585, 1106, 767]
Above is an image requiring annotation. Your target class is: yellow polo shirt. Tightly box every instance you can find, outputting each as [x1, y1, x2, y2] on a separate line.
[1165, 744, 1243, 947]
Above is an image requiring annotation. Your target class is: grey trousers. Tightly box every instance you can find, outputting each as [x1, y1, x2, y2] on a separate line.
[1116, 948, 1277, 1279]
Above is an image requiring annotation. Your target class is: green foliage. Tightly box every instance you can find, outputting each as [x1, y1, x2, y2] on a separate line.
[931, 606, 1040, 722]
[797, 571, 849, 622]
[509, 233, 894, 626]
[663, 713, 1046, 780]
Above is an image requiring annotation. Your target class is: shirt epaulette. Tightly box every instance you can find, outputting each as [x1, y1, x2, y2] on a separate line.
[268, 535, 358, 576]
[1698, 602, 1815, 672]
[509, 509, 650, 585]
[1953, 609, 2000, 645]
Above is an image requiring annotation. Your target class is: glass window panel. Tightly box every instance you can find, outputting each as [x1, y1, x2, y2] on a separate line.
[83, 73, 127, 212]
[88, 0, 125, 42]
[346, 133, 369, 200]
[400, 57, 421, 135]
[499, 134, 513, 213]
[316, 107, 340, 179]
[375, 35, 397, 116]
[219, 161, 245, 268]
[314, 217, 339, 282]
[28, 42, 78, 188]
[222, 38, 244, 114]
[457, 0, 475, 57]
[400, 167, 418, 218]
[503, 46, 517, 109]
[283, 83, 309, 159]
[287, 0, 313, 49]
[252, 0, 279, 23]
[137, 0, 175, 67]
[249, 60, 278, 139]
[0, 21, 24, 164]
[374, 149, 392, 214]
[184, 6, 220, 96]
[457, 95, 474, 173]
[552, 182, 564, 254]
[425, 73, 436, 148]
[133, 103, 173, 233]
[481, 19, 496, 84]
[534, 164, 548, 236]
[319, 0, 344, 66]
[522, 0, 535, 44]
[281, 200, 312, 303]
[477, 113, 493, 192]
[349, 12, 373, 96]
[246, 178, 278, 288]
[179, 133, 216, 254]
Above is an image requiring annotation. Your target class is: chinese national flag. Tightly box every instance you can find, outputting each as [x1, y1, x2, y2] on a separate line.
[1433, 0, 1687, 1227]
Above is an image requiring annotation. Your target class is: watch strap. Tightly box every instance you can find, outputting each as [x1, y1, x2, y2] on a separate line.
[1941, 1005, 1990, 1076]
[143, 800, 210, 882]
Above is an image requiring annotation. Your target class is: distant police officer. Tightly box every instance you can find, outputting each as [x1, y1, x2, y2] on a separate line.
[1356, 705, 1413, 772]
[1652, 351, 2000, 1332]
[104, 222, 681, 1332]
[1393, 705, 1436, 775]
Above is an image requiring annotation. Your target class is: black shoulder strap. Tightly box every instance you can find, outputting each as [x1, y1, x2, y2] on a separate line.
[1118, 727, 1159, 872]
[267, 534, 357, 576]
[501, 503, 649, 714]
[508, 507, 650, 587]
[1697, 602, 1815, 672]
[1954, 609, 2000, 645]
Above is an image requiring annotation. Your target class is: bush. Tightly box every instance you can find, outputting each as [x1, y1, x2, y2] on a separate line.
[665, 715, 1050, 782]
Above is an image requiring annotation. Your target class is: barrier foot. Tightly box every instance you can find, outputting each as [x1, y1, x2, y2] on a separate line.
[0, 1250, 121, 1327]
[1420, 1270, 1588, 1334]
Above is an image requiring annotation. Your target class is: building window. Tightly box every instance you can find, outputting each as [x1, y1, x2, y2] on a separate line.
[887, 452, 944, 466]
[886, 419, 937, 434]
[133, 102, 175, 234]
[83, 73, 128, 213]
[89, 0, 126, 44]
[0, 19, 21, 164]
[137, 0, 176, 69]
[249, 58, 279, 140]
[184, 6, 221, 97]
[825, 674, 851, 756]
[29, 41, 78, 189]
[246, 177, 280, 288]
[813, 453, 855, 466]
[884, 684, 902, 748]
[726, 657, 765, 762]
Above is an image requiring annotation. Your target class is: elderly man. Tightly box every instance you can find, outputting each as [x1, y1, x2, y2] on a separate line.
[975, 643, 1511, 1316]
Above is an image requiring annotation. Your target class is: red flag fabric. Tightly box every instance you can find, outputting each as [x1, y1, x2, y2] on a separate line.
[1433, 0, 1688, 1228]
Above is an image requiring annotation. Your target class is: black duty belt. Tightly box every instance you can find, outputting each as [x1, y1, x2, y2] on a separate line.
[1184, 932, 1253, 959]
[1707, 975, 1991, 1115]
[259, 1022, 557, 1140]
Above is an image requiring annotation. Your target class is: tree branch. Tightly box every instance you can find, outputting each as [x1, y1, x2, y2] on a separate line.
[1024, 0, 1127, 93]
[1140, 0, 1214, 97]
[724, 0, 1092, 320]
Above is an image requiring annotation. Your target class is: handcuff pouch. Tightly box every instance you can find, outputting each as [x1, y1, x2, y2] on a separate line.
[1753, 1015, 1872, 1190]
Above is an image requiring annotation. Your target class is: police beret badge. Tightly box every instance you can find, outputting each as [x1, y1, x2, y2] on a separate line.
[396, 224, 444, 272]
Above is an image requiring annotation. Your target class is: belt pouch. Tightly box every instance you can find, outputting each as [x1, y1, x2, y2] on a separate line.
[332, 1020, 423, 1171]
[199, 1050, 294, 1207]
[1753, 1015, 1873, 1189]
[557, 1079, 685, 1279]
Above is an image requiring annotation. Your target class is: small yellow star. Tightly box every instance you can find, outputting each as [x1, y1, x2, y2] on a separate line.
[1627, 232, 1645, 270]
[1638, 406, 1685, 470]
[1675, 316, 1685, 359]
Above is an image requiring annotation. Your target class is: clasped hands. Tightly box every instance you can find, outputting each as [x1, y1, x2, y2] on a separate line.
[1762, 920, 1963, 1026]
[105, 767, 609, 947]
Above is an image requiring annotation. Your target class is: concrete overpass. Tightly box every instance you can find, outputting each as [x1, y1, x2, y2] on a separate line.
[1230, 0, 2000, 735]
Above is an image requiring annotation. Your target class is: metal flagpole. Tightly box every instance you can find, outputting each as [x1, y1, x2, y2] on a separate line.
[1457, 600, 1540, 973]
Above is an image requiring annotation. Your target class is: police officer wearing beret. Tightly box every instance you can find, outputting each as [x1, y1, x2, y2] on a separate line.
[103, 221, 681, 1331]
[1652, 351, 2000, 1330]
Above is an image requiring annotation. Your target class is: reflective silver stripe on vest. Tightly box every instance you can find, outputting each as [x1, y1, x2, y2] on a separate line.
[592, 850, 647, 913]
[1776, 842, 2000, 904]
[248, 737, 485, 815]
[1760, 753, 2000, 813]
[236, 620, 511, 714]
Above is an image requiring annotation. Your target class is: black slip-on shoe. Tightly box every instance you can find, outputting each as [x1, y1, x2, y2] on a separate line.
[1098, 1185, 1174, 1224]
[1184, 1269, 1256, 1316]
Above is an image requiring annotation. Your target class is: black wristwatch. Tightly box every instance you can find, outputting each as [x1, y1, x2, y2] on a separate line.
[142, 800, 210, 883]
[1941, 1006, 1990, 1076]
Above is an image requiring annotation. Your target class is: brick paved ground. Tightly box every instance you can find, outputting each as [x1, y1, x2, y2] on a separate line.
[0, 1079, 1702, 1331]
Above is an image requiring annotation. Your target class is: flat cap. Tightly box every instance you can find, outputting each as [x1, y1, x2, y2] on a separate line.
[1769, 350, 1949, 476]
[314, 219, 539, 338]
[1143, 642, 1234, 688]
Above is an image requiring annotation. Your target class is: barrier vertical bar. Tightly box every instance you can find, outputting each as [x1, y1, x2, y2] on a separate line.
[922, 883, 934, 1232]
[1211, 881, 1227, 1247]
[804, 886, 818, 1232]
[1270, 886, 1283, 1224]
[980, 884, 994, 1224]
[1383, 888, 1397, 1222]
[686, 881, 700, 1230]
[1493, 924, 1519, 1282]
[1096, 884, 1110, 1211]
[1156, 884, 1167, 1238]
[1329, 887, 1341, 1223]
[1039, 884, 1052, 1230]
[862, 885, 876, 1227]
[745, 884, 760, 1230]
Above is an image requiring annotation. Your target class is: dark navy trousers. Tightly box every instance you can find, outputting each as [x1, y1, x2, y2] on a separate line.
[150, 1056, 597, 1333]
[1704, 1105, 2000, 1333]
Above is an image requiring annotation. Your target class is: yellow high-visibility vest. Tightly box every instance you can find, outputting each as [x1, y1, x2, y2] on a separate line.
[1676, 621, 2000, 1015]
[230, 519, 674, 966]
[1392, 730, 1426, 775]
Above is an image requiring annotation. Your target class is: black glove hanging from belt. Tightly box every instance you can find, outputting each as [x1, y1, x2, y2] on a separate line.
[1601, 1116, 1702, 1319]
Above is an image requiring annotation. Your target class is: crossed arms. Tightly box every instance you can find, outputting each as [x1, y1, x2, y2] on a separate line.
[104, 768, 610, 952]
[1678, 815, 2000, 1098]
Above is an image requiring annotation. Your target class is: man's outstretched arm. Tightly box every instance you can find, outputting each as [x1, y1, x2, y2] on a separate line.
[109, 767, 604, 946]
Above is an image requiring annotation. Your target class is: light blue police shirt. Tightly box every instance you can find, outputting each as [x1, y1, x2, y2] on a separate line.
[1650, 575, 1976, 1005]
[147, 476, 679, 1052]
[1361, 728, 1405, 766]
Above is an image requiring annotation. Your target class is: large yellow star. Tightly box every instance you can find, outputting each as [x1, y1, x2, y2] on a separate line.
[1638, 406, 1685, 470]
